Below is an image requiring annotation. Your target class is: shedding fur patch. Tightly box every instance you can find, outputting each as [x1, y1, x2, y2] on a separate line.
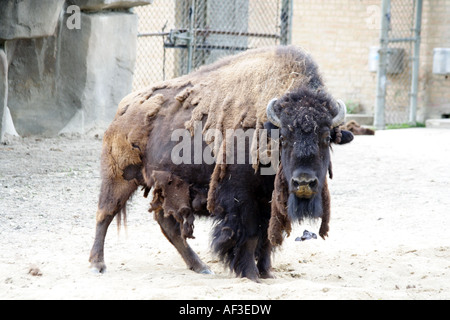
[149, 171, 194, 243]
[178, 46, 325, 212]
[100, 46, 334, 233]
[268, 164, 291, 246]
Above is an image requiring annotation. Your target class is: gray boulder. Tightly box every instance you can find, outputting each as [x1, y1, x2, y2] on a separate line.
[67, 0, 153, 11]
[7, 11, 138, 136]
[0, 0, 65, 40]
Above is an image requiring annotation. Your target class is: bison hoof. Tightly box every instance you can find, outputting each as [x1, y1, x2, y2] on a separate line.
[259, 271, 276, 279]
[199, 268, 215, 275]
[191, 264, 214, 275]
[90, 262, 107, 274]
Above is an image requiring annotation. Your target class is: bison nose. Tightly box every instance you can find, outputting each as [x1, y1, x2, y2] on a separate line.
[291, 175, 318, 189]
[291, 174, 318, 198]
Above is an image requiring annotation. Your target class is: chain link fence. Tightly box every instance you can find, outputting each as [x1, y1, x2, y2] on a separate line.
[385, 0, 416, 125]
[133, 0, 292, 90]
[375, 0, 422, 128]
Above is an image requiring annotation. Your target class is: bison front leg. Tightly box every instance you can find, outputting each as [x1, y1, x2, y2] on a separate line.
[256, 237, 274, 279]
[154, 210, 213, 274]
[212, 221, 261, 281]
[211, 188, 267, 281]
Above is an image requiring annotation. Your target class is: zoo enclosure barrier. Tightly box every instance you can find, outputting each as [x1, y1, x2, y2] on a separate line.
[133, 0, 293, 90]
[374, 0, 423, 128]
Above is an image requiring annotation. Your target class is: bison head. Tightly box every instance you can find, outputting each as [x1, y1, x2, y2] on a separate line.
[265, 87, 353, 222]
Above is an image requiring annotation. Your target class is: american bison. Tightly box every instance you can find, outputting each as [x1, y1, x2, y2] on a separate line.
[89, 45, 353, 281]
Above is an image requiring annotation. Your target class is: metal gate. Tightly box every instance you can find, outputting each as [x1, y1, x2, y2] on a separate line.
[374, 0, 423, 128]
[133, 0, 292, 90]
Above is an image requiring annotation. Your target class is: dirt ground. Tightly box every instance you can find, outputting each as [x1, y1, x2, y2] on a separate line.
[1, 127, 450, 300]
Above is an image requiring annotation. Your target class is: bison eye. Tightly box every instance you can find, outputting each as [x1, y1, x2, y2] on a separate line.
[323, 135, 331, 146]
[280, 134, 286, 146]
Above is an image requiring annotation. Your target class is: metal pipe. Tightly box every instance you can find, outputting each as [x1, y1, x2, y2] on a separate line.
[388, 37, 416, 43]
[194, 29, 280, 39]
[374, 0, 390, 130]
[138, 32, 171, 37]
[409, 0, 423, 125]
[186, 0, 195, 74]
[139, 29, 281, 39]
[280, 0, 293, 45]
[164, 43, 249, 51]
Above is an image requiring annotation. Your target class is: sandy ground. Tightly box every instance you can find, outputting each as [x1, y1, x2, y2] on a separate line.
[1, 127, 450, 300]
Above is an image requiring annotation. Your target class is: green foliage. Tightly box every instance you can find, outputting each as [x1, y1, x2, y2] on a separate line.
[386, 122, 425, 130]
[345, 100, 360, 114]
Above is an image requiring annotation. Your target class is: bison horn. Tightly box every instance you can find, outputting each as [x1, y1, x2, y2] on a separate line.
[266, 98, 281, 127]
[331, 99, 346, 128]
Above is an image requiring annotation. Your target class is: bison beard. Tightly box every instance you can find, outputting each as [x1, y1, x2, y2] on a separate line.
[287, 193, 323, 222]
[267, 163, 328, 247]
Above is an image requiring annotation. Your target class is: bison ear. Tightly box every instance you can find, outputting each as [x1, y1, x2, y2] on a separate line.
[263, 121, 279, 138]
[339, 130, 354, 144]
[331, 127, 354, 145]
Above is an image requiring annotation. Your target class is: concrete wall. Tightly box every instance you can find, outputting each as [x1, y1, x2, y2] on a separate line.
[0, 0, 152, 141]
[291, 0, 450, 122]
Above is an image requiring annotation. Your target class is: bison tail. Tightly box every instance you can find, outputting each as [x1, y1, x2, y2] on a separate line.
[115, 206, 128, 235]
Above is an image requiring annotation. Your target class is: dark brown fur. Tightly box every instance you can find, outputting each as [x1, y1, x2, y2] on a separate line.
[149, 171, 194, 244]
[341, 120, 375, 135]
[268, 164, 291, 246]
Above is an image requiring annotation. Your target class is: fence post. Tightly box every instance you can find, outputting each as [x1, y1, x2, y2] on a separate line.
[280, 0, 293, 45]
[374, 0, 390, 130]
[408, 0, 423, 125]
[186, 0, 196, 74]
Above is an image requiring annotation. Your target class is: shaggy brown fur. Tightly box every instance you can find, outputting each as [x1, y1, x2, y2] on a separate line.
[96, 93, 164, 222]
[268, 164, 291, 246]
[319, 178, 331, 239]
[96, 45, 326, 227]
[267, 88, 337, 246]
[149, 171, 194, 244]
[90, 45, 346, 278]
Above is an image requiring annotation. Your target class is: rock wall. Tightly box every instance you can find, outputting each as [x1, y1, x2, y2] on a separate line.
[0, 46, 6, 138]
[0, 0, 152, 140]
[0, 0, 65, 40]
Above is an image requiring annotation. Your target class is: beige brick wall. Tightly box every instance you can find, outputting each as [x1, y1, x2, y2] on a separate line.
[291, 0, 450, 121]
[419, 0, 450, 119]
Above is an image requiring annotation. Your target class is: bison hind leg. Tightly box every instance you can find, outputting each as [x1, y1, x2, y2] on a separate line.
[89, 177, 138, 273]
[154, 210, 213, 275]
